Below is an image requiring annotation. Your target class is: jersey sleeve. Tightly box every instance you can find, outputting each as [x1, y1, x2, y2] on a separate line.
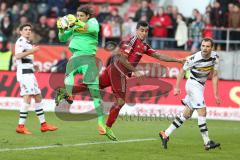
[87, 18, 99, 33]
[145, 44, 156, 55]
[58, 29, 73, 42]
[213, 54, 219, 71]
[183, 55, 195, 71]
[15, 41, 25, 54]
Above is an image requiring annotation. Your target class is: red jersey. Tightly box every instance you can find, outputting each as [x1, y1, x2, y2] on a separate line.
[149, 14, 172, 37]
[114, 36, 156, 76]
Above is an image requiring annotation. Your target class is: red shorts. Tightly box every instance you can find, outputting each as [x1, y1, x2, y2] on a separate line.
[99, 64, 126, 99]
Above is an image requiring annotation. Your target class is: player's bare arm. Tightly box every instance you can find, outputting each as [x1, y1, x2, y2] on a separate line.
[117, 51, 142, 77]
[212, 70, 220, 104]
[174, 68, 185, 96]
[15, 46, 40, 59]
[150, 52, 185, 63]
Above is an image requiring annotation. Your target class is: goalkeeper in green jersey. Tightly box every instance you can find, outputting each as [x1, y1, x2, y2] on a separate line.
[55, 5, 108, 136]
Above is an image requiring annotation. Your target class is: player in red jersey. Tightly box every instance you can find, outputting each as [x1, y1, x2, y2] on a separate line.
[56, 21, 184, 140]
[99, 21, 184, 140]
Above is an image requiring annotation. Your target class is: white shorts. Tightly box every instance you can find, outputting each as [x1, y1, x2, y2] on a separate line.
[17, 74, 41, 96]
[182, 79, 206, 109]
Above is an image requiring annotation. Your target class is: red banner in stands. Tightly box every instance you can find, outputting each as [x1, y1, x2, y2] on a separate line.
[0, 71, 239, 108]
[12, 45, 190, 77]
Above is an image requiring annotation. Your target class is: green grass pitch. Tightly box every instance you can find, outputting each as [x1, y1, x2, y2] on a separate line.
[0, 110, 239, 160]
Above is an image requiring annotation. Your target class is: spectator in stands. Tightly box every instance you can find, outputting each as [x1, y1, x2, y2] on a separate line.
[228, 4, 240, 29]
[40, 29, 58, 45]
[97, 4, 111, 46]
[175, 13, 188, 49]
[210, 1, 224, 49]
[122, 16, 137, 40]
[188, 9, 200, 26]
[189, 14, 204, 53]
[19, 15, 29, 26]
[11, 4, 20, 23]
[133, 0, 153, 22]
[228, 4, 240, 49]
[0, 15, 13, 41]
[19, 3, 36, 23]
[216, 0, 237, 14]
[0, 40, 12, 71]
[166, 5, 173, 15]
[97, 4, 110, 24]
[11, 15, 29, 42]
[0, 2, 8, 22]
[224, 3, 235, 27]
[34, 15, 50, 41]
[37, 2, 48, 16]
[105, 7, 123, 44]
[3, 0, 15, 7]
[51, 51, 68, 73]
[203, 5, 212, 24]
[166, 5, 178, 48]
[149, 7, 172, 49]
[47, 6, 59, 18]
[47, 0, 65, 16]
[30, 30, 42, 44]
[203, 16, 214, 39]
[63, 0, 79, 14]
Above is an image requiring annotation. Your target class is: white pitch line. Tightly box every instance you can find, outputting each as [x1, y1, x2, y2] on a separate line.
[0, 138, 157, 152]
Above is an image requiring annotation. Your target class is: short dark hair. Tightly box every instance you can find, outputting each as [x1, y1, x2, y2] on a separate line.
[77, 5, 95, 19]
[136, 21, 149, 29]
[201, 38, 214, 47]
[19, 23, 32, 31]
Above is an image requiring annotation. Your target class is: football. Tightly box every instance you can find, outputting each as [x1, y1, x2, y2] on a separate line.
[60, 16, 69, 30]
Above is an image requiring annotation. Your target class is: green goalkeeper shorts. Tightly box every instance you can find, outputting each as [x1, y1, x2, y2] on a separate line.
[65, 53, 99, 85]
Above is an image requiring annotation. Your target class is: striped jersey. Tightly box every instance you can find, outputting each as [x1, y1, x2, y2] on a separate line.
[15, 36, 34, 72]
[183, 51, 219, 85]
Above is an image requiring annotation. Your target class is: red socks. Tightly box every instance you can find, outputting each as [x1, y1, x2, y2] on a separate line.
[106, 105, 123, 127]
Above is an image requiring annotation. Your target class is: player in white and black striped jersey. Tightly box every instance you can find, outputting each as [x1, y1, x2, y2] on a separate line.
[15, 23, 57, 135]
[159, 38, 221, 150]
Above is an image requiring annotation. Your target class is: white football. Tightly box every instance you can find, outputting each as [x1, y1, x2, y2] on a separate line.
[60, 16, 69, 29]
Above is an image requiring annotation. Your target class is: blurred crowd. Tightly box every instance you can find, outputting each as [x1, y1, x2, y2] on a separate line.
[0, 0, 79, 45]
[0, 0, 239, 51]
[123, 0, 240, 52]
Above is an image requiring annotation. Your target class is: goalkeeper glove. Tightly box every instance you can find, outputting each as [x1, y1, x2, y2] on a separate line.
[57, 19, 62, 29]
[56, 19, 64, 33]
[66, 14, 77, 27]
[75, 19, 86, 28]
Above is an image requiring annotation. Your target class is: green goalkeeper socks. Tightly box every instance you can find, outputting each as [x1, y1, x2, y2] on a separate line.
[88, 84, 105, 124]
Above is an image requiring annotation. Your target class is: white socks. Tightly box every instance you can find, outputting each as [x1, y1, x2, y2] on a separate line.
[198, 116, 210, 145]
[165, 114, 186, 137]
[34, 102, 46, 124]
[18, 102, 30, 125]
